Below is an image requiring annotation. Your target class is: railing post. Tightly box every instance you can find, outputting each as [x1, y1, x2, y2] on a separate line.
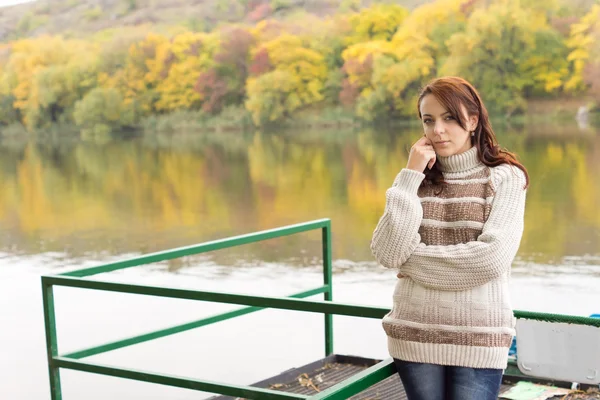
[322, 222, 333, 356]
[42, 278, 63, 400]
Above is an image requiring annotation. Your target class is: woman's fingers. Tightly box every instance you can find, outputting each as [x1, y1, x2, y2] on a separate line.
[427, 154, 436, 169]
[407, 137, 437, 172]
[412, 136, 429, 148]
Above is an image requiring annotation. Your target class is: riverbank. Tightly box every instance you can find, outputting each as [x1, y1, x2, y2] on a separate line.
[139, 95, 600, 134]
[1, 96, 598, 139]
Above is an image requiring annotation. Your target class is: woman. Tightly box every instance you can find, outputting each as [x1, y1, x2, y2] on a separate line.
[370, 76, 529, 400]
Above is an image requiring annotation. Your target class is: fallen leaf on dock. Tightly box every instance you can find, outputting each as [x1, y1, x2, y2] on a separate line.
[298, 372, 321, 392]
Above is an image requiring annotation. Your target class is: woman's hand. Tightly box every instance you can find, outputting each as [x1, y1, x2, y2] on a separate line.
[406, 136, 436, 172]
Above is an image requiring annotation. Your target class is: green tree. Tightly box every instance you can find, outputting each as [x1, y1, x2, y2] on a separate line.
[3, 36, 98, 129]
[73, 87, 137, 136]
[339, 0, 467, 120]
[245, 69, 298, 125]
[441, 1, 567, 116]
[346, 4, 409, 45]
[245, 34, 326, 125]
[27, 58, 98, 127]
[565, 4, 600, 92]
[0, 94, 19, 126]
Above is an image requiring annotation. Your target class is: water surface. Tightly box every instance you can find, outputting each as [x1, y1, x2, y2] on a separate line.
[1, 123, 599, 399]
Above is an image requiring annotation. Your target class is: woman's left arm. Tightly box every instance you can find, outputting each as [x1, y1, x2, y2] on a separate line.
[399, 164, 527, 291]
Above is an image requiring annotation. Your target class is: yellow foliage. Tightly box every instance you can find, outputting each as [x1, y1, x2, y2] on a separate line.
[334, 0, 464, 120]
[565, 4, 600, 91]
[0, 61, 13, 96]
[0, 0, 593, 126]
[438, 0, 567, 110]
[140, 33, 173, 85]
[251, 20, 289, 43]
[341, 40, 396, 63]
[99, 31, 218, 113]
[339, 0, 449, 120]
[154, 32, 218, 112]
[3, 36, 98, 127]
[346, 4, 409, 45]
[246, 70, 300, 124]
[246, 34, 326, 125]
[261, 34, 324, 77]
[391, 0, 465, 53]
[378, 56, 432, 107]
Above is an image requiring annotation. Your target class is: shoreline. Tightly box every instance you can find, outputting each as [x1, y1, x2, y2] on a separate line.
[1, 99, 598, 138]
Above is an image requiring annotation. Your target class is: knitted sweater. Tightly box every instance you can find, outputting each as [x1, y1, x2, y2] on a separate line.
[370, 146, 527, 369]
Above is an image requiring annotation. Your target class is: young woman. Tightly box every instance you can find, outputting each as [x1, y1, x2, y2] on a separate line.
[370, 76, 529, 400]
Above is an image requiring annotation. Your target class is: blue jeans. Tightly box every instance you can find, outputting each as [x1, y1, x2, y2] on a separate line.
[394, 359, 503, 400]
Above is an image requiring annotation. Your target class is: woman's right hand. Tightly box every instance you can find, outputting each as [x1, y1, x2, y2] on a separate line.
[406, 136, 436, 172]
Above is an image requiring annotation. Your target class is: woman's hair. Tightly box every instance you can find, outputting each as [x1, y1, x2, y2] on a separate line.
[417, 76, 529, 188]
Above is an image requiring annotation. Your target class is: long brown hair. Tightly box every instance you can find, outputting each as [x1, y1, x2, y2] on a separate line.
[417, 76, 529, 188]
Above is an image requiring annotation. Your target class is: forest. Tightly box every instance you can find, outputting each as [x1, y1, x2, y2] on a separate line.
[0, 0, 599, 135]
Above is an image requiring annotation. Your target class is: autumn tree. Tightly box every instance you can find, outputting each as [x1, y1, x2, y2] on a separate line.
[441, 0, 569, 116]
[73, 87, 137, 136]
[338, 0, 467, 120]
[249, 47, 273, 76]
[28, 58, 98, 127]
[307, 17, 352, 105]
[152, 32, 219, 112]
[0, 0, 594, 129]
[245, 34, 327, 125]
[566, 4, 600, 104]
[99, 33, 167, 116]
[2, 36, 99, 129]
[339, 40, 396, 120]
[339, 55, 373, 107]
[195, 28, 254, 114]
[345, 4, 409, 45]
[0, 51, 19, 126]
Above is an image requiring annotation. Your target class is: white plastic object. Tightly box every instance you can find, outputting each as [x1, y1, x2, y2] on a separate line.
[515, 318, 600, 384]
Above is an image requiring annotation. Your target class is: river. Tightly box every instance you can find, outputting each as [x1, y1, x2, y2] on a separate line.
[1, 123, 599, 399]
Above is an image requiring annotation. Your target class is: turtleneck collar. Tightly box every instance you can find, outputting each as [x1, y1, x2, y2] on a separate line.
[436, 146, 482, 173]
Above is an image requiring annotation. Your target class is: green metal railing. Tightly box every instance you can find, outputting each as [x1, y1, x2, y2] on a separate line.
[42, 218, 600, 400]
[41, 218, 396, 400]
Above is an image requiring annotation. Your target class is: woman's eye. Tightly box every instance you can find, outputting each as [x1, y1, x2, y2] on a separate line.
[423, 119, 432, 124]
[445, 116, 454, 121]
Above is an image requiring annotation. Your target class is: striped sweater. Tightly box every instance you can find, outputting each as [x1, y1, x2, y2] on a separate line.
[370, 146, 527, 369]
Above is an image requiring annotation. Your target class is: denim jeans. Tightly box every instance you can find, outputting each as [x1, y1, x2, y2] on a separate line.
[394, 359, 503, 400]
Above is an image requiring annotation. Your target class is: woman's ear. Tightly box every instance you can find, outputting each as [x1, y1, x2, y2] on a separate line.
[469, 115, 479, 131]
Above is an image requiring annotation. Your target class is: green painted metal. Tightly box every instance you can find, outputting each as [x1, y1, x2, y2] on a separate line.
[41, 281, 62, 400]
[309, 358, 396, 400]
[42, 219, 346, 399]
[42, 275, 388, 319]
[322, 223, 334, 356]
[53, 357, 308, 400]
[42, 218, 600, 400]
[504, 359, 523, 378]
[514, 310, 600, 327]
[63, 286, 328, 360]
[60, 219, 331, 278]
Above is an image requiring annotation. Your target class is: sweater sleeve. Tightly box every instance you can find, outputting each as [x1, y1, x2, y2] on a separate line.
[370, 168, 426, 269]
[399, 164, 527, 291]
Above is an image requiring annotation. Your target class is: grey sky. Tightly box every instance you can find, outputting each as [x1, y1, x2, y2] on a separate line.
[0, 0, 35, 7]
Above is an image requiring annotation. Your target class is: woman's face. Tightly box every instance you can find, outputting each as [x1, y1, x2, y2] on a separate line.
[419, 94, 478, 157]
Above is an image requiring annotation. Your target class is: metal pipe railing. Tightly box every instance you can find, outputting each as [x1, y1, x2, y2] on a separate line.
[42, 219, 357, 400]
[42, 218, 600, 400]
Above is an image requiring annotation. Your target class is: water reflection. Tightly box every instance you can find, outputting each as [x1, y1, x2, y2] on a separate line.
[0, 124, 598, 266]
